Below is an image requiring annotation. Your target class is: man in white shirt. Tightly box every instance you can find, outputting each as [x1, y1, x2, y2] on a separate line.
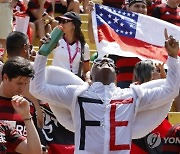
[30, 32, 180, 154]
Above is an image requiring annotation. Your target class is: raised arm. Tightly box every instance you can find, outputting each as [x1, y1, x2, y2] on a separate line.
[29, 34, 84, 108]
[137, 30, 180, 110]
[87, 1, 95, 44]
[11, 95, 41, 154]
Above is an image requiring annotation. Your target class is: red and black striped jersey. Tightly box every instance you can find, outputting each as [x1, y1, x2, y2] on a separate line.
[0, 96, 36, 153]
[109, 55, 140, 83]
[152, 3, 180, 26]
[0, 122, 26, 153]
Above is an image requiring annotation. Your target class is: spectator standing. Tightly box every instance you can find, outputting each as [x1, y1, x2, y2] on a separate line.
[0, 32, 45, 152]
[152, 0, 180, 26]
[0, 56, 41, 153]
[30, 26, 180, 154]
[152, 0, 180, 111]
[146, 0, 162, 16]
[87, 0, 147, 88]
[4, 31, 75, 154]
[53, 11, 91, 82]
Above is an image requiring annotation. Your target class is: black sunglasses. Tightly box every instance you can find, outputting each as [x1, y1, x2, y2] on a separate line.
[93, 58, 115, 68]
[60, 19, 72, 24]
[93, 58, 114, 64]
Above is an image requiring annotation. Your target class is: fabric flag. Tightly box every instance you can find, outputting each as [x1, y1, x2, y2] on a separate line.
[92, 4, 180, 62]
[40, 103, 74, 154]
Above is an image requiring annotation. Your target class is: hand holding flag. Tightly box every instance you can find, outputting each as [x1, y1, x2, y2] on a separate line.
[91, 4, 180, 62]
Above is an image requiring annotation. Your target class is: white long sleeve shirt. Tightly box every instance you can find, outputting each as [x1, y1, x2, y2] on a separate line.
[30, 54, 180, 154]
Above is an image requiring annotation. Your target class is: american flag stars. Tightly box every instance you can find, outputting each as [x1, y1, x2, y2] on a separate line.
[95, 4, 138, 38]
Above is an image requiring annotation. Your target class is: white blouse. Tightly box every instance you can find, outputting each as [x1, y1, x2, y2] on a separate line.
[52, 38, 90, 74]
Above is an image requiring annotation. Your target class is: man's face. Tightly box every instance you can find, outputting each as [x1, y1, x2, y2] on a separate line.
[91, 58, 116, 83]
[3, 75, 30, 97]
[128, 2, 147, 15]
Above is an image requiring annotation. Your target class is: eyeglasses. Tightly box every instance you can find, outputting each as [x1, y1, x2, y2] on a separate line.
[94, 58, 114, 64]
[93, 58, 115, 67]
[60, 19, 72, 24]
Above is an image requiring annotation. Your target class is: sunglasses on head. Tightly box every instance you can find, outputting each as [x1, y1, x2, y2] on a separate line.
[59, 19, 72, 24]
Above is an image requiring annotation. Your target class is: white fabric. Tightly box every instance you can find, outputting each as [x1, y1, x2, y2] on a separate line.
[30, 54, 180, 154]
[52, 38, 90, 74]
[0, 3, 13, 39]
[14, 15, 29, 34]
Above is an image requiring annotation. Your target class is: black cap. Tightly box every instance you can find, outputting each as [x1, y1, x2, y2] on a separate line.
[56, 11, 82, 27]
[128, 0, 147, 6]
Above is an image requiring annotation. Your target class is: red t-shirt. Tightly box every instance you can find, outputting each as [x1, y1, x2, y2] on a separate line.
[0, 122, 26, 154]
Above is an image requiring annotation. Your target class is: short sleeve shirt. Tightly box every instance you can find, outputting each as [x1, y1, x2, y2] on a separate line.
[52, 38, 90, 74]
[0, 122, 26, 153]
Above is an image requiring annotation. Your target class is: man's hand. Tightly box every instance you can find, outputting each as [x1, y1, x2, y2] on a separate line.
[11, 95, 31, 119]
[39, 33, 51, 48]
[164, 29, 179, 59]
[86, 1, 94, 14]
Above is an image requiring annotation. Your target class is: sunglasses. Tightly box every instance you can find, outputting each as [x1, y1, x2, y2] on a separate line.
[59, 19, 72, 24]
[93, 58, 115, 67]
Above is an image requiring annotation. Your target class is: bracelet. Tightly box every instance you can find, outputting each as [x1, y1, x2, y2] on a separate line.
[23, 116, 32, 121]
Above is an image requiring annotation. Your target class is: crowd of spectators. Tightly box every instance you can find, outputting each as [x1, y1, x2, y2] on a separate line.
[0, 0, 179, 153]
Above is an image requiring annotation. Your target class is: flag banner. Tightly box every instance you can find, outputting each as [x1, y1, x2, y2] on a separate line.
[92, 4, 180, 62]
[14, 14, 29, 35]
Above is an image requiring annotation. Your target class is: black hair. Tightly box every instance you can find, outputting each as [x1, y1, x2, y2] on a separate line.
[6, 31, 28, 57]
[74, 23, 86, 47]
[2, 56, 34, 81]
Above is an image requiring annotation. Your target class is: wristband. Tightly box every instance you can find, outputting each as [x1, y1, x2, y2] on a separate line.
[23, 116, 32, 121]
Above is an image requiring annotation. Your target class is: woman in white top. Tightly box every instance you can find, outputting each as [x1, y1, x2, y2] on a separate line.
[53, 11, 91, 82]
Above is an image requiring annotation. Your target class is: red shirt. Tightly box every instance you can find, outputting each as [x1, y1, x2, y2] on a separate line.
[152, 3, 180, 26]
[0, 122, 26, 154]
[26, 0, 53, 22]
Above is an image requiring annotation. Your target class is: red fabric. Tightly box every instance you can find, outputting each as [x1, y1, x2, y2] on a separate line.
[155, 3, 180, 26]
[98, 24, 171, 63]
[152, 119, 172, 138]
[48, 144, 74, 154]
[0, 122, 26, 153]
[130, 143, 148, 154]
[27, 24, 33, 44]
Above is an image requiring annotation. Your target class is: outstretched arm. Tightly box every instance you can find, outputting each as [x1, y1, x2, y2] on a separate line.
[30, 34, 84, 108]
